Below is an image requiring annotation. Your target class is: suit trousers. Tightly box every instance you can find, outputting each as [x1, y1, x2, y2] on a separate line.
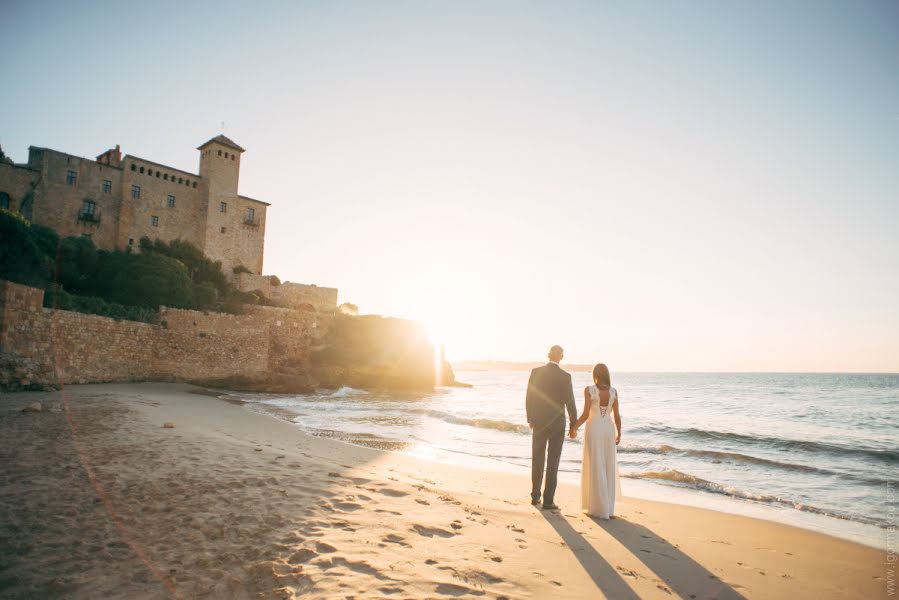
[531, 424, 565, 505]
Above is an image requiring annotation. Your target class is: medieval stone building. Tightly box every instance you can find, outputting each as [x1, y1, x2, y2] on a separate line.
[0, 135, 268, 275]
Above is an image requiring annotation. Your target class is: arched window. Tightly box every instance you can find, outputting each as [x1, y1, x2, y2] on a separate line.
[0, 192, 10, 210]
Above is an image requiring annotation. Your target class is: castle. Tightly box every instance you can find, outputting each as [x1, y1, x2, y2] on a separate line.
[0, 135, 267, 275]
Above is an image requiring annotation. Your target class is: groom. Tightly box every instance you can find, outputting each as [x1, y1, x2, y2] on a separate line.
[526, 345, 577, 510]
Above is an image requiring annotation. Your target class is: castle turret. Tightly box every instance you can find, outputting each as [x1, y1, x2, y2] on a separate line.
[198, 134, 243, 198]
[196, 135, 266, 275]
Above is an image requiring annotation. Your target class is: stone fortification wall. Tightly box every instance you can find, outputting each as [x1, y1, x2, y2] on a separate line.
[0, 280, 431, 393]
[0, 281, 268, 388]
[236, 273, 338, 312]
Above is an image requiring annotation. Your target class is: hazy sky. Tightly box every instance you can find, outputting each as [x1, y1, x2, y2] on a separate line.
[2, 1, 897, 371]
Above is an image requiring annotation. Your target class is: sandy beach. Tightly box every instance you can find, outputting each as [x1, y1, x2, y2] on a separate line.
[0, 383, 888, 599]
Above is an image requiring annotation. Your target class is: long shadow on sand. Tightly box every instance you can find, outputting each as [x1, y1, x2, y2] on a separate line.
[538, 510, 641, 599]
[591, 516, 747, 600]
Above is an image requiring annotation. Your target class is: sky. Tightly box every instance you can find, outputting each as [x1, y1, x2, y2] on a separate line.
[1, 1, 897, 371]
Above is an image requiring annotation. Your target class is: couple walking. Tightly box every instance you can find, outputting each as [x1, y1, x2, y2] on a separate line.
[526, 345, 622, 518]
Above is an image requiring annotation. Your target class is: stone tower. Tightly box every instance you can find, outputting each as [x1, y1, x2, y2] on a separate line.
[196, 135, 267, 275]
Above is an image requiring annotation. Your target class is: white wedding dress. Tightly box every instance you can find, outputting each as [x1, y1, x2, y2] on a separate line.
[581, 385, 622, 519]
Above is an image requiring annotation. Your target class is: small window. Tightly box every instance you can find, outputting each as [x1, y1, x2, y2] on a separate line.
[131, 185, 141, 199]
[167, 194, 175, 208]
[140, 166, 145, 174]
[231, 154, 235, 161]
[102, 179, 112, 193]
[220, 202, 227, 213]
[155, 170, 160, 178]
[151, 215, 159, 227]
[131, 164, 136, 171]
[192, 181, 197, 188]
[178, 177, 183, 184]
[218, 150, 222, 156]
[0, 192, 10, 209]
[164, 173, 169, 181]
[220, 226, 226, 233]
[245, 207, 255, 223]
[128, 238, 134, 245]
[224, 152, 229, 158]
[82, 199, 96, 216]
[66, 170, 77, 185]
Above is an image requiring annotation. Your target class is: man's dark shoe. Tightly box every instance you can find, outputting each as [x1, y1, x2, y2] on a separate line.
[542, 503, 560, 510]
[531, 498, 541, 506]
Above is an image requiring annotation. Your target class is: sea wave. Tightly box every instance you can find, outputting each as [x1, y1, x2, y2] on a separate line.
[618, 443, 833, 475]
[330, 386, 369, 398]
[623, 469, 888, 527]
[414, 409, 531, 434]
[636, 425, 899, 463]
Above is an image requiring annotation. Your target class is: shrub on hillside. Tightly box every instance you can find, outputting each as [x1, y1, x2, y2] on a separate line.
[139, 237, 230, 297]
[89, 250, 196, 309]
[44, 288, 157, 323]
[0, 208, 57, 288]
[57, 235, 98, 294]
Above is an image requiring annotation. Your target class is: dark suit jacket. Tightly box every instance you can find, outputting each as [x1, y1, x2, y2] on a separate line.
[526, 362, 577, 430]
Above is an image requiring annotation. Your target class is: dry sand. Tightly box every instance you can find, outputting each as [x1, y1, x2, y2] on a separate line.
[0, 383, 889, 599]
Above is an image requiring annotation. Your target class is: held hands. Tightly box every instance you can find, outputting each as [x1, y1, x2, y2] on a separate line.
[568, 427, 577, 439]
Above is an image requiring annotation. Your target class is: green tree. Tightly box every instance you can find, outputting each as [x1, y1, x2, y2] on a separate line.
[0, 208, 56, 287]
[57, 235, 98, 294]
[90, 250, 195, 309]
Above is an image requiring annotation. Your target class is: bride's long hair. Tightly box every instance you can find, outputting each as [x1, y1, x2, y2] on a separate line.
[592, 363, 611, 390]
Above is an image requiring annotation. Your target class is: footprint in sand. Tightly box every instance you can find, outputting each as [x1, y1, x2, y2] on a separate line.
[616, 566, 639, 579]
[482, 549, 503, 563]
[333, 501, 363, 512]
[425, 559, 438, 565]
[379, 587, 404, 595]
[416, 499, 430, 505]
[315, 542, 337, 553]
[383, 534, 411, 547]
[289, 548, 318, 564]
[413, 524, 456, 538]
[451, 520, 463, 530]
[434, 583, 485, 597]
[377, 488, 409, 497]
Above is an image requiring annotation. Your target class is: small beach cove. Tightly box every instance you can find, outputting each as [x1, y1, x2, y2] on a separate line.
[0, 383, 887, 599]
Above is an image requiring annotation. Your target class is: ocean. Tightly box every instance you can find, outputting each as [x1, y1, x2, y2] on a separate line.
[240, 370, 897, 549]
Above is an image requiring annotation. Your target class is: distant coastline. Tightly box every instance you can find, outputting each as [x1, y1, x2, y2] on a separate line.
[453, 362, 899, 374]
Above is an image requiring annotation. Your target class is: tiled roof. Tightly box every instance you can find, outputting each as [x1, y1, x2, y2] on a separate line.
[197, 135, 245, 152]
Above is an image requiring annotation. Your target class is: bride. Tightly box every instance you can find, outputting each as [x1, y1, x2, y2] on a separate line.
[570, 363, 622, 519]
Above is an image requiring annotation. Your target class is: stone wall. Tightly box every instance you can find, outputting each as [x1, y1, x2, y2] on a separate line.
[25, 147, 124, 249]
[0, 280, 268, 388]
[0, 280, 431, 392]
[0, 161, 38, 215]
[241, 304, 333, 372]
[236, 273, 338, 312]
[119, 156, 205, 251]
